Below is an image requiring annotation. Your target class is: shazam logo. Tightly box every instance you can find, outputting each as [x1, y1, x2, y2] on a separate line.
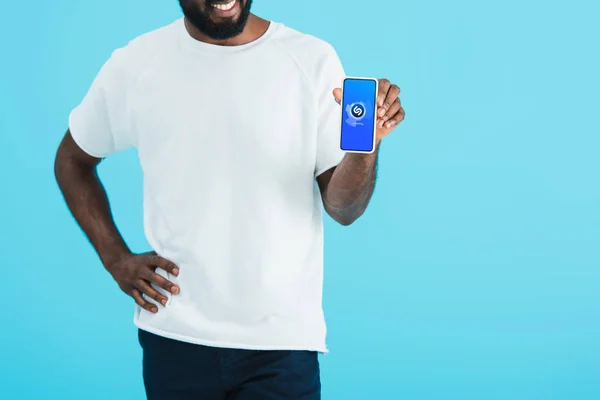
[345, 101, 368, 127]
[351, 104, 365, 118]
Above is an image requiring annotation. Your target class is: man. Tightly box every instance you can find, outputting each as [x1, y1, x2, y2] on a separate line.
[55, 0, 405, 398]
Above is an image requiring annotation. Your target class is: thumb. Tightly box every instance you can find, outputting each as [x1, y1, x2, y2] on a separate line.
[332, 88, 342, 104]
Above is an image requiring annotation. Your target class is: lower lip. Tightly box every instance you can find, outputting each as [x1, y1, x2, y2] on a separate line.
[211, 0, 240, 18]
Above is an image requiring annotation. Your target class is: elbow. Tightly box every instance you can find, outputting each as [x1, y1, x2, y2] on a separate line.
[337, 217, 356, 226]
[322, 195, 367, 226]
[322, 190, 371, 227]
[325, 199, 365, 226]
[338, 214, 361, 226]
[329, 208, 364, 226]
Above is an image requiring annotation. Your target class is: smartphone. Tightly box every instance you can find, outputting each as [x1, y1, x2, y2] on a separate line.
[340, 77, 379, 153]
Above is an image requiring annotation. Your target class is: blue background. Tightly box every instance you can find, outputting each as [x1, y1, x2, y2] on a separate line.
[341, 79, 377, 152]
[1, 0, 599, 399]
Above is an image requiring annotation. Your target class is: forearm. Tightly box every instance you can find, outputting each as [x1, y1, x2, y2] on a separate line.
[54, 152, 130, 267]
[323, 142, 380, 225]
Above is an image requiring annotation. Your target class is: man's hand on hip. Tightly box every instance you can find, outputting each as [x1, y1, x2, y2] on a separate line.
[107, 252, 180, 313]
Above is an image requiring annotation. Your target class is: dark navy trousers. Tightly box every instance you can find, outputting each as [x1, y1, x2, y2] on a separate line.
[138, 329, 321, 400]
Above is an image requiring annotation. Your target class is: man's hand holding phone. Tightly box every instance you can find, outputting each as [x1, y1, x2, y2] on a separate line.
[333, 77, 405, 151]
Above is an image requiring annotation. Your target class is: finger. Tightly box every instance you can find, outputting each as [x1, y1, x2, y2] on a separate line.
[136, 279, 169, 307]
[332, 88, 342, 104]
[132, 288, 158, 313]
[146, 271, 180, 295]
[377, 79, 391, 108]
[384, 107, 406, 130]
[381, 98, 401, 123]
[379, 84, 400, 117]
[147, 254, 179, 276]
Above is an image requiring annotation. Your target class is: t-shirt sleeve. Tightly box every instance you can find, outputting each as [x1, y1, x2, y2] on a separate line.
[69, 48, 135, 158]
[314, 45, 347, 177]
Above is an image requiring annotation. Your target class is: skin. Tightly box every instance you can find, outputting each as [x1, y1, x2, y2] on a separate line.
[318, 81, 405, 226]
[54, 134, 180, 313]
[55, 0, 405, 312]
[182, 0, 270, 45]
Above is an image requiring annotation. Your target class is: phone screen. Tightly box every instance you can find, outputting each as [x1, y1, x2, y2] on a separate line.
[340, 78, 378, 152]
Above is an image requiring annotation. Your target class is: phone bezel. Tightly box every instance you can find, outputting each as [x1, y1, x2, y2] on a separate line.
[339, 77, 379, 154]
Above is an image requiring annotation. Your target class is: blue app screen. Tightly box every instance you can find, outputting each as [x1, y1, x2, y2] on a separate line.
[341, 78, 377, 152]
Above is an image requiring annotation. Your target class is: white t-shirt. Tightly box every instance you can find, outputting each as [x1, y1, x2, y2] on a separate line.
[69, 18, 346, 353]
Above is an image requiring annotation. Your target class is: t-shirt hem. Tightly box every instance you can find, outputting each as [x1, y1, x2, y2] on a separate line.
[68, 114, 110, 159]
[134, 320, 330, 354]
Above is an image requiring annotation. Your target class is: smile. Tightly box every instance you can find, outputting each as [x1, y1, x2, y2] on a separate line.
[212, 0, 237, 11]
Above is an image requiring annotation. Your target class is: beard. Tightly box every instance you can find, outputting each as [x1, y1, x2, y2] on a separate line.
[178, 0, 253, 40]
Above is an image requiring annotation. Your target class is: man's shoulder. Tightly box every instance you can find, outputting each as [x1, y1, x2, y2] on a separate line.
[127, 19, 179, 52]
[107, 19, 180, 73]
[272, 24, 339, 62]
[271, 23, 342, 80]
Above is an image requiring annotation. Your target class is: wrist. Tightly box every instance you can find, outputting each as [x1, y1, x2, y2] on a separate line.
[100, 246, 133, 272]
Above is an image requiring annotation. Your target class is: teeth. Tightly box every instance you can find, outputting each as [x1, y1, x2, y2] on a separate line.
[212, 0, 236, 11]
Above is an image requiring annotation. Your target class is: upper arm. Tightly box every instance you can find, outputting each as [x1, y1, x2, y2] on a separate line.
[316, 165, 351, 226]
[316, 166, 335, 200]
[68, 46, 136, 160]
[55, 130, 102, 171]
